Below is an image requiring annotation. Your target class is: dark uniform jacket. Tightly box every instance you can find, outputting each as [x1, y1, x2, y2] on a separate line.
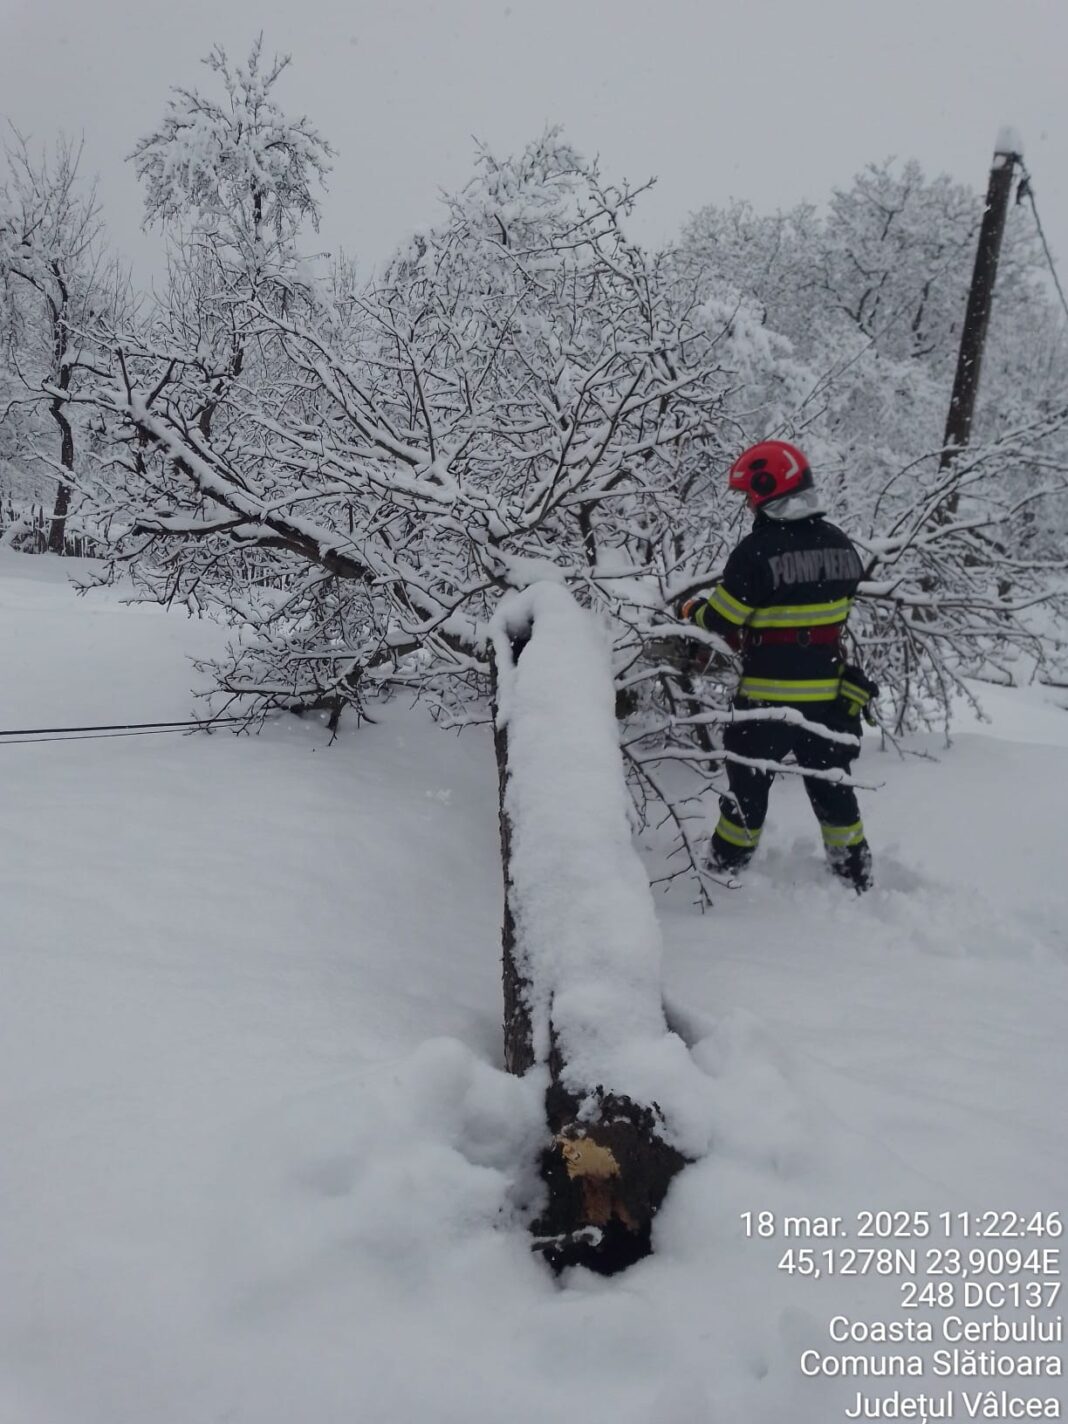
[691, 511, 865, 703]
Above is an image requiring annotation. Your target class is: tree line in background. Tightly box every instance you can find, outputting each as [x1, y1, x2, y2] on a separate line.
[1, 40, 1066, 884]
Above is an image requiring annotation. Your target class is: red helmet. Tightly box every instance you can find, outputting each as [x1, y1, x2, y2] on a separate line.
[728, 440, 812, 506]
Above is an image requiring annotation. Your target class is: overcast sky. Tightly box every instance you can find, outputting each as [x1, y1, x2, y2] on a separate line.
[2, 0, 1066, 286]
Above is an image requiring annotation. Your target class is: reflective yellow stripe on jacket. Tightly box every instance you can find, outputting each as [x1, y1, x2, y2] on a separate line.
[696, 588, 852, 632]
[840, 676, 872, 707]
[697, 583, 753, 628]
[738, 676, 843, 703]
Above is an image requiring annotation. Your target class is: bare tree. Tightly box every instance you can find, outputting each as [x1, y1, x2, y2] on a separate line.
[0, 131, 126, 552]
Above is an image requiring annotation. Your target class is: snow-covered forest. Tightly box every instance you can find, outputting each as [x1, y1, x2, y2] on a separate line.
[1, 35, 1067, 1424]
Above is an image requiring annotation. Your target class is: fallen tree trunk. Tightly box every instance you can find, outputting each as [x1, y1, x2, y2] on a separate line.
[491, 583, 696, 1274]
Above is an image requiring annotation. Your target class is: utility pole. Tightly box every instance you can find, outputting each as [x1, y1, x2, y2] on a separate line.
[941, 128, 1023, 470]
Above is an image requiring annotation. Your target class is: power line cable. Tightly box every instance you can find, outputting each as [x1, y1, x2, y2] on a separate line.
[0, 727, 209, 746]
[1017, 159, 1068, 326]
[0, 715, 248, 746]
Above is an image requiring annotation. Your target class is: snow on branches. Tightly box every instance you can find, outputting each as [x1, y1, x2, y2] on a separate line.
[41, 51, 1068, 887]
[0, 131, 126, 552]
[131, 37, 332, 251]
[678, 160, 1068, 729]
[73, 128, 752, 735]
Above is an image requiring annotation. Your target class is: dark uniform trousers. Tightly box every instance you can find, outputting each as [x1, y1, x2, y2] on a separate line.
[712, 699, 868, 880]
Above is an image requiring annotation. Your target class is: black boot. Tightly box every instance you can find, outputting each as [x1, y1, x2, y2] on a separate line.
[826, 840, 873, 893]
[708, 831, 754, 876]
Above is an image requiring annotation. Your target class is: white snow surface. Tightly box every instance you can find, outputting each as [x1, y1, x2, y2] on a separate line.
[996, 124, 1025, 157]
[1, 549, 1066, 1424]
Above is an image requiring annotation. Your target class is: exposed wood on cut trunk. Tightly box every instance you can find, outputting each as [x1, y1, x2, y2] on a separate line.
[534, 1076, 686, 1274]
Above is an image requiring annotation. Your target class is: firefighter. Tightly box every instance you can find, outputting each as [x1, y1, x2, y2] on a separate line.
[678, 440, 877, 892]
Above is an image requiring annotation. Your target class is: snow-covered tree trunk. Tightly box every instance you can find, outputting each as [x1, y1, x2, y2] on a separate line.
[492, 584, 695, 1273]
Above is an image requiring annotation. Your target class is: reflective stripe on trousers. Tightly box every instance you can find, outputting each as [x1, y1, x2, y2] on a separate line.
[714, 813, 762, 849]
[820, 820, 866, 848]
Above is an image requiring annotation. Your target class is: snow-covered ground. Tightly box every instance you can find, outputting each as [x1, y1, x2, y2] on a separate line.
[1, 549, 1065, 1424]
